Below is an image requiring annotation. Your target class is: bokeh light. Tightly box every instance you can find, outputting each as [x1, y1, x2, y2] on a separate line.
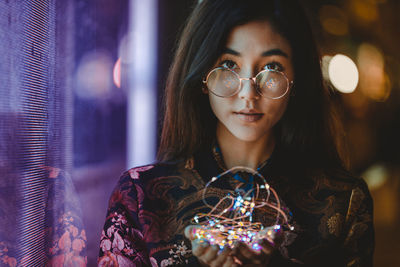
[328, 54, 359, 93]
[357, 43, 391, 101]
[319, 5, 348, 36]
[363, 163, 388, 191]
[75, 50, 113, 99]
[321, 55, 332, 82]
[349, 0, 380, 23]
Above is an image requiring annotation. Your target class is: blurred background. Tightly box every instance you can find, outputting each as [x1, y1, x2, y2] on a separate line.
[0, 0, 399, 266]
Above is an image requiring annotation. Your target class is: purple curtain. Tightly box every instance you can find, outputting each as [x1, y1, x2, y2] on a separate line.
[0, 0, 87, 266]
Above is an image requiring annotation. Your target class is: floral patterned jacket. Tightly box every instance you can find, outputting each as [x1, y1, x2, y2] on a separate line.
[98, 148, 374, 267]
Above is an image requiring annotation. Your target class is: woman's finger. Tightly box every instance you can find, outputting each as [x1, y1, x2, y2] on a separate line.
[232, 241, 275, 265]
[209, 246, 231, 267]
[258, 226, 283, 247]
[222, 255, 239, 267]
[184, 225, 198, 241]
[192, 239, 210, 257]
[258, 239, 275, 256]
[232, 242, 261, 264]
[200, 244, 220, 265]
[185, 225, 243, 266]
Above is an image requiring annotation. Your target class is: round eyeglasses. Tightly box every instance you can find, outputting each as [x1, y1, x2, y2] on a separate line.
[203, 67, 293, 99]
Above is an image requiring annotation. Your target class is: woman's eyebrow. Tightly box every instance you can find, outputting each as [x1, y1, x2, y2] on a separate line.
[222, 48, 289, 58]
[222, 48, 241, 56]
[261, 49, 288, 58]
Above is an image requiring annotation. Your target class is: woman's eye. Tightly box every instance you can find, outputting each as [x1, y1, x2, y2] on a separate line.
[220, 60, 238, 70]
[264, 62, 284, 72]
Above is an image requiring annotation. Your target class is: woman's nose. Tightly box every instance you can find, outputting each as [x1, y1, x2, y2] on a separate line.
[237, 77, 260, 100]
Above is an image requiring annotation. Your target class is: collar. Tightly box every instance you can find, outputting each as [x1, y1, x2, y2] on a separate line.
[212, 143, 273, 173]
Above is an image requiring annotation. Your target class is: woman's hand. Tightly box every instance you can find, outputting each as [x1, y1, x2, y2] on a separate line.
[231, 226, 283, 266]
[185, 225, 238, 267]
[230, 239, 275, 266]
[184, 225, 280, 267]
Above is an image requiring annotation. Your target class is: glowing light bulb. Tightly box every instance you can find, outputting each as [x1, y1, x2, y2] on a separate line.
[252, 243, 261, 251]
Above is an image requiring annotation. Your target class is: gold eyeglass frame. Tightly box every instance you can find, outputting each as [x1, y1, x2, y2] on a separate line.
[203, 67, 294, 99]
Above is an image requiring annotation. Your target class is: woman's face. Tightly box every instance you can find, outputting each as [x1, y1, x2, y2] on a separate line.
[207, 20, 294, 143]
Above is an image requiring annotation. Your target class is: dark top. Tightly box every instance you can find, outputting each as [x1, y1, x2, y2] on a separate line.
[98, 147, 374, 267]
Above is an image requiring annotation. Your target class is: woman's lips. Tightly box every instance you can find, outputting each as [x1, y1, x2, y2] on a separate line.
[234, 112, 264, 122]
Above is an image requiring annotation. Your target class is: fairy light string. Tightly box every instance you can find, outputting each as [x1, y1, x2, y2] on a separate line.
[192, 166, 294, 251]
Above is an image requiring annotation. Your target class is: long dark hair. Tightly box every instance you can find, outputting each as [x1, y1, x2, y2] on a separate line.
[158, 0, 346, 178]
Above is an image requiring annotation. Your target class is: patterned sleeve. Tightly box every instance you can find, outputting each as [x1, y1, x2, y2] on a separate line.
[98, 171, 152, 267]
[342, 179, 375, 267]
[269, 178, 375, 267]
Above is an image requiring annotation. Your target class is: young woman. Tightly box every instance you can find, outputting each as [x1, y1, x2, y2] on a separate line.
[98, 0, 374, 266]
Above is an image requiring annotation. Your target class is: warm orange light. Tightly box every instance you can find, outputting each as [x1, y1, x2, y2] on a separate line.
[350, 0, 379, 23]
[113, 58, 121, 88]
[357, 43, 390, 101]
[319, 5, 348, 36]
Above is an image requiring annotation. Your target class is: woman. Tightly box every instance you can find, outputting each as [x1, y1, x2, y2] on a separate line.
[98, 0, 374, 266]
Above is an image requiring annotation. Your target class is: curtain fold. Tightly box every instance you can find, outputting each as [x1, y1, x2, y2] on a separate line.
[0, 0, 87, 266]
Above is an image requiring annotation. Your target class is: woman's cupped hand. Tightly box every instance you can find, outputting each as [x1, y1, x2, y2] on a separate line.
[184, 225, 280, 267]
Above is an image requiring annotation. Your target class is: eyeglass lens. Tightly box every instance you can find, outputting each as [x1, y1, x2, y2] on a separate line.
[206, 68, 288, 98]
